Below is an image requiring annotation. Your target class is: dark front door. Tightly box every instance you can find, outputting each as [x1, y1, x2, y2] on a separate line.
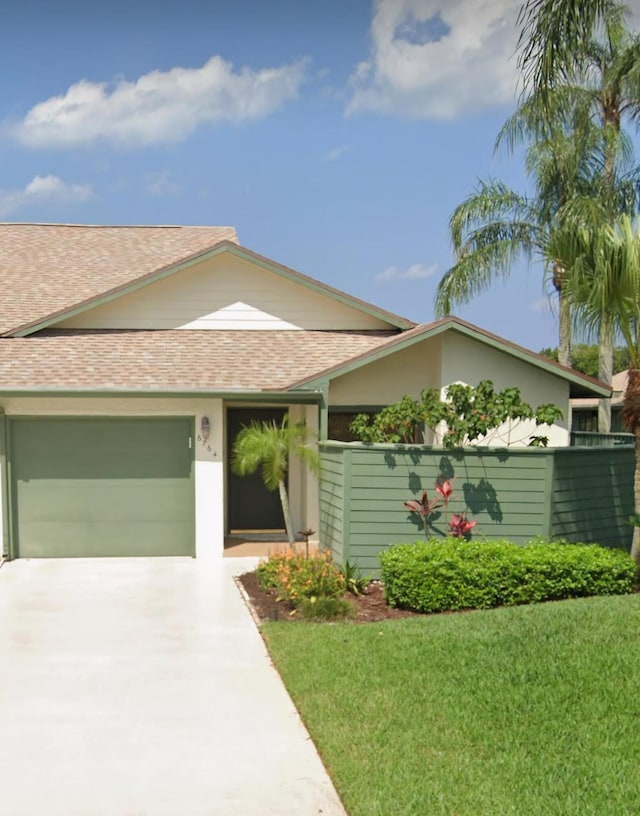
[227, 408, 286, 532]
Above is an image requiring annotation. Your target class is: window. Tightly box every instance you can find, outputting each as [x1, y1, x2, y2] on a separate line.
[573, 410, 598, 432]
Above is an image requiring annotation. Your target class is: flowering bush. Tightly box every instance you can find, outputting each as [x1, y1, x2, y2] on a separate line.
[256, 549, 346, 605]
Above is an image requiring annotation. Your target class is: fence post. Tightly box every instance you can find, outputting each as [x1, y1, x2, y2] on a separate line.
[342, 447, 352, 564]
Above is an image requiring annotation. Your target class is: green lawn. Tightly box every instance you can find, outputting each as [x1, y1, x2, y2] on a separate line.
[263, 595, 640, 816]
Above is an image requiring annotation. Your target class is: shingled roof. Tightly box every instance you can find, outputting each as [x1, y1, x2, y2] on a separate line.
[0, 329, 394, 392]
[0, 223, 238, 335]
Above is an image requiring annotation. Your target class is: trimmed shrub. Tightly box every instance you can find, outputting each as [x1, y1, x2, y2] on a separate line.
[379, 538, 638, 614]
[256, 549, 346, 605]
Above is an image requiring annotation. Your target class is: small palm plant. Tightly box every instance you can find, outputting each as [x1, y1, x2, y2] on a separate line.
[231, 417, 319, 545]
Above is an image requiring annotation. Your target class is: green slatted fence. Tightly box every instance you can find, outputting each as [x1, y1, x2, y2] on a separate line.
[319, 442, 634, 574]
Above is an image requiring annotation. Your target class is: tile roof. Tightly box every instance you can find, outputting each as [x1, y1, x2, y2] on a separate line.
[0, 330, 395, 392]
[0, 223, 238, 335]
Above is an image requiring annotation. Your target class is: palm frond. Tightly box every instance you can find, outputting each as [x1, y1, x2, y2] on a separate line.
[495, 84, 594, 156]
[435, 225, 540, 317]
[552, 215, 640, 365]
[449, 181, 536, 251]
[231, 417, 318, 491]
[517, 0, 621, 91]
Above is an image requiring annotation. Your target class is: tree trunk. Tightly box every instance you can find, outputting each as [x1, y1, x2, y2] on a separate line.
[598, 321, 614, 433]
[558, 283, 572, 367]
[598, 96, 619, 433]
[278, 479, 295, 545]
[552, 264, 571, 367]
[622, 369, 640, 563]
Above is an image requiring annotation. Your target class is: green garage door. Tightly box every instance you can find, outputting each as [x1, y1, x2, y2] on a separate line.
[9, 418, 195, 558]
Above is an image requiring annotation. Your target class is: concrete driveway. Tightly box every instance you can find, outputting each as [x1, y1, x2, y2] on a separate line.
[0, 557, 346, 816]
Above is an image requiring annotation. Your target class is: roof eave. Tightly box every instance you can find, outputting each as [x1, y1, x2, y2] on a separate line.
[6, 240, 414, 337]
[289, 316, 612, 398]
[0, 386, 324, 401]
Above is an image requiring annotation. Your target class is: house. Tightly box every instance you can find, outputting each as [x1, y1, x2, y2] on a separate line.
[571, 370, 628, 432]
[0, 223, 610, 561]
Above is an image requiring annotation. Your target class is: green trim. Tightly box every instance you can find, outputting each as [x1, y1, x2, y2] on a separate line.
[328, 405, 386, 413]
[10, 241, 412, 337]
[320, 440, 564, 453]
[318, 381, 330, 441]
[292, 319, 611, 399]
[0, 388, 322, 402]
[4, 417, 16, 560]
[0, 411, 10, 559]
[342, 447, 352, 564]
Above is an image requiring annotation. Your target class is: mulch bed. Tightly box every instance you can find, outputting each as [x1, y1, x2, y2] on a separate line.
[237, 570, 420, 623]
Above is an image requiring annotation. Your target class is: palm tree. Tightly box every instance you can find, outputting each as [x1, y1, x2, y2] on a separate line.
[517, 0, 625, 91]
[549, 214, 640, 561]
[517, 0, 640, 429]
[231, 416, 318, 545]
[435, 112, 603, 366]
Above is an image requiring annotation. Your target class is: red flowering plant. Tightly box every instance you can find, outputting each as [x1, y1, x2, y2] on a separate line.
[447, 512, 477, 538]
[404, 477, 476, 539]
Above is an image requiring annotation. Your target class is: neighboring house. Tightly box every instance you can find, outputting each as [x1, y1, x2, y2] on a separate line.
[0, 223, 610, 561]
[571, 370, 628, 432]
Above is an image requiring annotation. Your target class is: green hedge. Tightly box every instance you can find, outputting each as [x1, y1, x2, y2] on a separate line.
[379, 538, 638, 614]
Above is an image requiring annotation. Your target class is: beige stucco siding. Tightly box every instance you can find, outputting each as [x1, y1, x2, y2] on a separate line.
[329, 336, 442, 406]
[440, 332, 570, 446]
[55, 254, 392, 331]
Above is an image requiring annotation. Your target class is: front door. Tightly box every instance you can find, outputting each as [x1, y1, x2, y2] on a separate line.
[227, 408, 286, 532]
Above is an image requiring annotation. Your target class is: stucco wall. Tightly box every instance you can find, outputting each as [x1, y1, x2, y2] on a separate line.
[329, 336, 442, 406]
[55, 253, 392, 331]
[287, 404, 320, 540]
[440, 332, 570, 447]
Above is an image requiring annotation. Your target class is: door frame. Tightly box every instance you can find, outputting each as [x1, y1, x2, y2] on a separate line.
[225, 406, 289, 534]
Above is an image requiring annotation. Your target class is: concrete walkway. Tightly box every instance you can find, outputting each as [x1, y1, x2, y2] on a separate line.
[0, 557, 346, 816]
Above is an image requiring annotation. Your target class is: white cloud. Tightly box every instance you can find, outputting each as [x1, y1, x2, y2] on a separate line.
[322, 144, 352, 161]
[377, 262, 437, 282]
[350, 0, 640, 121]
[348, 0, 527, 120]
[12, 55, 309, 148]
[143, 170, 182, 197]
[0, 175, 92, 218]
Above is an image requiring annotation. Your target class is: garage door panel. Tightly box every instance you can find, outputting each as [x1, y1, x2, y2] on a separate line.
[17, 521, 192, 558]
[18, 480, 192, 523]
[10, 418, 195, 558]
[13, 421, 191, 481]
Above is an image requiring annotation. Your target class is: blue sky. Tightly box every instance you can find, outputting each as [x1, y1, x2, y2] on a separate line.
[2, 0, 640, 352]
